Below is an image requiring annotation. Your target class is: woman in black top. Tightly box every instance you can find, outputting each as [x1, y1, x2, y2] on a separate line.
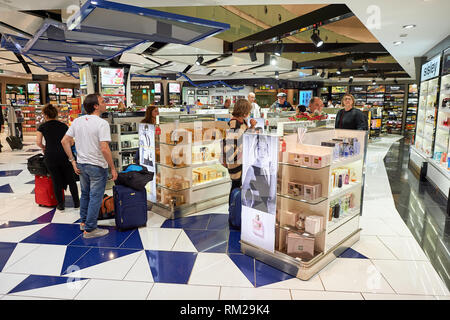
[335, 94, 368, 130]
[36, 104, 79, 210]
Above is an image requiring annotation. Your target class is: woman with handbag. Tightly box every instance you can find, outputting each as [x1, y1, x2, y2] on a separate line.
[36, 104, 80, 210]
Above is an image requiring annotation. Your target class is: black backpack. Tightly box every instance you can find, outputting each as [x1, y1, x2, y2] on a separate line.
[27, 153, 48, 176]
[115, 164, 154, 191]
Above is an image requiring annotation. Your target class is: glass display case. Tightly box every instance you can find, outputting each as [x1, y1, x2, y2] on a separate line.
[432, 73, 450, 168]
[240, 128, 368, 280]
[150, 120, 231, 219]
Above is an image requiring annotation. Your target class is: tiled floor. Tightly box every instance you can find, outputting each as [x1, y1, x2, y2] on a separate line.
[0, 133, 448, 300]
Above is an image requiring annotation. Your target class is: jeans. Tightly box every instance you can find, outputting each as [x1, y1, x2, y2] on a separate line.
[78, 163, 108, 232]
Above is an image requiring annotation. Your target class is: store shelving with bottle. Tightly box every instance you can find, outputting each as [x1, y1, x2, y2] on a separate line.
[330, 86, 348, 106]
[349, 85, 367, 107]
[5, 84, 27, 105]
[414, 78, 439, 157]
[152, 120, 231, 219]
[432, 73, 450, 169]
[405, 84, 419, 138]
[241, 128, 367, 280]
[383, 85, 405, 135]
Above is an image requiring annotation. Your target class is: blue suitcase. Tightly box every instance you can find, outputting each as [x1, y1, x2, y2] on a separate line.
[228, 188, 242, 230]
[113, 185, 148, 231]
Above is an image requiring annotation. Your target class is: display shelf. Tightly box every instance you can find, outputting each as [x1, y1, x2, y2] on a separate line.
[327, 208, 360, 234]
[331, 154, 363, 168]
[277, 193, 328, 205]
[329, 182, 362, 200]
[278, 162, 330, 171]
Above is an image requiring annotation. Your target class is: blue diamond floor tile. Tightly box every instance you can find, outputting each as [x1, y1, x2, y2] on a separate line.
[0, 170, 22, 177]
[0, 242, 17, 272]
[0, 184, 14, 193]
[0, 221, 39, 229]
[60, 246, 92, 276]
[145, 250, 197, 284]
[64, 247, 140, 274]
[161, 214, 211, 230]
[229, 253, 255, 287]
[25, 180, 35, 185]
[254, 259, 293, 288]
[31, 209, 56, 224]
[21, 223, 82, 245]
[30, 188, 34, 194]
[8, 275, 86, 294]
[119, 229, 144, 250]
[69, 226, 136, 248]
[339, 247, 369, 259]
[206, 214, 229, 231]
[228, 230, 241, 254]
[184, 229, 229, 253]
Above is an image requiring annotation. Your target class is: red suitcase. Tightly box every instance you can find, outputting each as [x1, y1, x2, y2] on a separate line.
[35, 175, 64, 207]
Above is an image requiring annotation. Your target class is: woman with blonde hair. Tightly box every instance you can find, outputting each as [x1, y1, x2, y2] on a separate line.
[335, 94, 368, 130]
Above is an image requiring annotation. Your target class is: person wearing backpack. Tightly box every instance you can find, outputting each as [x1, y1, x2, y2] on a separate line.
[223, 99, 256, 228]
[36, 104, 79, 211]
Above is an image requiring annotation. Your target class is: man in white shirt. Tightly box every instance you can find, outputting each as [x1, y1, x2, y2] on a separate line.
[62, 94, 118, 239]
[248, 92, 261, 118]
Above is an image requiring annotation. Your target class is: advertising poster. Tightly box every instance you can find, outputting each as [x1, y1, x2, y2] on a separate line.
[101, 68, 124, 86]
[79, 67, 87, 87]
[27, 83, 40, 94]
[299, 90, 312, 106]
[241, 133, 278, 252]
[139, 123, 156, 202]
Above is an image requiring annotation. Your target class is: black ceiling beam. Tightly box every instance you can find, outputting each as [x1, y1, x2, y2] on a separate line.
[231, 4, 353, 51]
[13, 52, 32, 74]
[294, 53, 392, 67]
[20, 10, 62, 22]
[328, 69, 407, 77]
[237, 43, 388, 54]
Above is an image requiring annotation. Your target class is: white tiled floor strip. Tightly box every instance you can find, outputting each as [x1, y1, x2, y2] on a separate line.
[0, 133, 448, 300]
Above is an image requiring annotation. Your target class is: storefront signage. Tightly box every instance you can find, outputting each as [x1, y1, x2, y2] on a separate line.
[421, 54, 441, 81]
[443, 48, 450, 76]
[241, 133, 278, 253]
[139, 123, 156, 202]
[350, 86, 366, 93]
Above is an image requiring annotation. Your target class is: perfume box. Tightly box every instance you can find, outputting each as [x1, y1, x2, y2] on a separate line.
[305, 215, 324, 234]
[288, 152, 303, 165]
[302, 154, 312, 167]
[311, 154, 331, 168]
[286, 232, 315, 258]
[284, 211, 298, 227]
[287, 182, 303, 197]
[303, 183, 322, 200]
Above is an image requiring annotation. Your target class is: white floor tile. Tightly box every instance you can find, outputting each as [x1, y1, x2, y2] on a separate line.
[8, 279, 90, 300]
[378, 236, 429, 261]
[1, 295, 63, 300]
[0, 223, 48, 243]
[51, 211, 81, 224]
[350, 235, 397, 260]
[146, 212, 167, 228]
[4, 244, 67, 276]
[380, 218, 415, 237]
[362, 293, 436, 300]
[259, 275, 324, 291]
[0, 273, 29, 295]
[435, 296, 450, 300]
[219, 287, 291, 300]
[148, 283, 220, 300]
[372, 260, 449, 296]
[189, 253, 254, 288]
[291, 290, 364, 300]
[1, 243, 41, 271]
[65, 250, 143, 281]
[0, 206, 52, 222]
[359, 217, 398, 236]
[171, 230, 198, 252]
[75, 279, 153, 300]
[138, 227, 181, 251]
[123, 251, 154, 283]
[318, 258, 395, 294]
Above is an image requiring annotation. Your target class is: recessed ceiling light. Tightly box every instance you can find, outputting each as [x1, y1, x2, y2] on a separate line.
[393, 41, 403, 46]
[402, 24, 416, 29]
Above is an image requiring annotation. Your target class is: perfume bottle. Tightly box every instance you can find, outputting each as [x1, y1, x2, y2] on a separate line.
[343, 143, 350, 157]
[333, 201, 340, 219]
[354, 138, 360, 155]
[349, 193, 355, 209]
[344, 172, 349, 185]
[253, 215, 264, 238]
[338, 174, 343, 188]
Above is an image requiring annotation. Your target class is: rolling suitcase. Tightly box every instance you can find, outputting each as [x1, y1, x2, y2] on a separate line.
[6, 136, 23, 150]
[113, 185, 147, 231]
[228, 187, 242, 230]
[35, 175, 64, 207]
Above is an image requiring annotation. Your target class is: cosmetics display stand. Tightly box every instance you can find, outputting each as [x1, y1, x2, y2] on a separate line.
[240, 128, 368, 280]
[150, 119, 231, 219]
[104, 111, 145, 172]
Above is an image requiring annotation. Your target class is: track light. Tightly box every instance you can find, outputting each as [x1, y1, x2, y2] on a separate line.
[394, 79, 398, 84]
[274, 40, 284, 57]
[336, 67, 342, 75]
[249, 46, 257, 62]
[275, 71, 279, 79]
[310, 28, 323, 48]
[349, 77, 353, 84]
[270, 55, 277, 66]
[195, 56, 204, 66]
[320, 70, 326, 78]
[372, 79, 376, 85]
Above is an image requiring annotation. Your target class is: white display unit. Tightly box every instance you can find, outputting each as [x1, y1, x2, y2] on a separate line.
[241, 128, 367, 280]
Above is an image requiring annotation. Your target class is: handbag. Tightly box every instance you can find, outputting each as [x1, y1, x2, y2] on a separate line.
[27, 153, 48, 176]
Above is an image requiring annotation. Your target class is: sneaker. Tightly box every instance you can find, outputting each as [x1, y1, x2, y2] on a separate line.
[83, 228, 109, 239]
[79, 223, 85, 231]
